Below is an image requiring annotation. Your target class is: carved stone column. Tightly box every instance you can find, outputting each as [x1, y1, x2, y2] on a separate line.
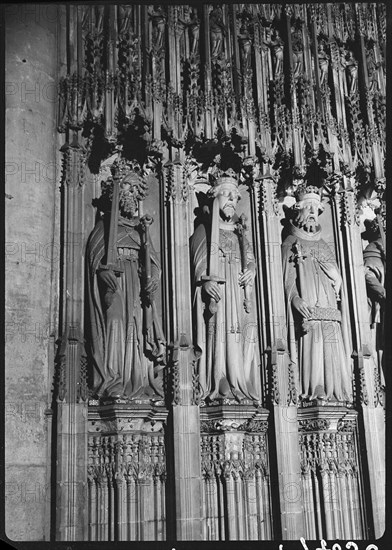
[165, 153, 202, 540]
[55, 136, 88, 541]
[258, 175, 305, 539]
[338, 176, 385, 538]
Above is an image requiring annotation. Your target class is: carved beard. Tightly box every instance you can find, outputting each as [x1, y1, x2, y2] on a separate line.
[119, 189, 138, 218]
[221, 203, 236, 221]
[293, 214, 319, 233]
[303, 216, 318, 233]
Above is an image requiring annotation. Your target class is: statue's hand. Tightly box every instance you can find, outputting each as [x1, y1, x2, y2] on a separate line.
[332, 281, 341, 300]
[97, 269, 118, 292]
[292, 296, 312, 318]
[203, 280, 221, 302]
[238, 268, 254, 287]
[145, 277, 159, 295]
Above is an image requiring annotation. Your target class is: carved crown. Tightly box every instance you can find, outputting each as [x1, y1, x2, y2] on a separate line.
[210, 168, 239, 189]
[110, 157, 141, 180]
[295, 183, 322, 202]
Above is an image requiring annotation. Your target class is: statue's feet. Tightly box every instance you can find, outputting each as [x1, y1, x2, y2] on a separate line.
[218, 378, 231, 397]
[150, 393, 164, 404]
[316, 394, 328, 401]
[231, 389, 244, 403]
[313, 385, 329, 402]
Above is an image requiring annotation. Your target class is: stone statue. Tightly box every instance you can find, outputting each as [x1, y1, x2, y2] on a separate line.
[150, 6, 166, 52]
[346, 51, 358, 94]
[118, 5, 132, 34]
[281, 184, 352, 402]
[270, 29, 284, 77]
[209, 6, 225, 59]
[318, 41, 330, 87]
[188, 8, 200, 57]
[291, 26, 303, 79]
[363, 218, 385, 382]
[366, 48, 381, 94]
[341, 49, 358, 94]
[86, 162, 165, 400]
[239, 31, 252, 70]
[190, 172, 261, 404]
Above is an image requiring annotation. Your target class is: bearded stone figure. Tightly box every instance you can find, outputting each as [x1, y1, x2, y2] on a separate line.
[86, 162, 165, 400]
[282, 185, 352, 403]
[190, 173, 261, 404]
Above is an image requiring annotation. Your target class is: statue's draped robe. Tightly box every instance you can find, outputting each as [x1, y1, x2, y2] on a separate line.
[363, 238, 385, 385]
[86, 217, 164, 398]
[190, 221, 261, 402]
[363, 239, 385, 326]
[282, 224, 352, 402]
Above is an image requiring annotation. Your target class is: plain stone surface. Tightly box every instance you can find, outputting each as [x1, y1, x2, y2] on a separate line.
[5, 6, 59, 541]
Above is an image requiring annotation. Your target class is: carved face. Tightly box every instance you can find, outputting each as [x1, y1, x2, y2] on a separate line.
[294, 198, 321, 232]
[119, 175, 140, 217]
[216, 184, 240, 221]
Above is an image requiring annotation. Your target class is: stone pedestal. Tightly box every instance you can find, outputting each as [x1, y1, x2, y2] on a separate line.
[199, 405, 272, 540]
[87, 402, 169, 541]
[298, 403, 366, 540]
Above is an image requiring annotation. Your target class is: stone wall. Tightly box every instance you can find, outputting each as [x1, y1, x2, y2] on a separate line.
[5, 4, 59, 541]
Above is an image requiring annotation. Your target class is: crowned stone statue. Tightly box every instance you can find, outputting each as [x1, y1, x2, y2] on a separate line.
[281, 184, 352, 403]
[190, 171, 261, 404]
[86, 158, 165, 401]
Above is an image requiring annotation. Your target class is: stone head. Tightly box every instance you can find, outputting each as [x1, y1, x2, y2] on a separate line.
[293, 185, 323, 233]
[210, 176, 241, 222]
[118, 171, 143, 217]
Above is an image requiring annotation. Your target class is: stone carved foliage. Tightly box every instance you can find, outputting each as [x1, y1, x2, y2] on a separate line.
[89, 416, 165, 434]
[299, 419, 331, 432]
[78, 353, 89, 403]
[58, 4, 384, 204]
[287, 362, 298, 405]
[200, 419, 268, 434]
[54, 334, 67, 402]
[164, 346, 181, 405]
[201, 431, 268, 482]
[354, 351, 369, 406]
[191, 354, 201, 406]
[373, 365, 384, 408]
[299, 428, 358, 477]
[88, 432, 166, 484]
